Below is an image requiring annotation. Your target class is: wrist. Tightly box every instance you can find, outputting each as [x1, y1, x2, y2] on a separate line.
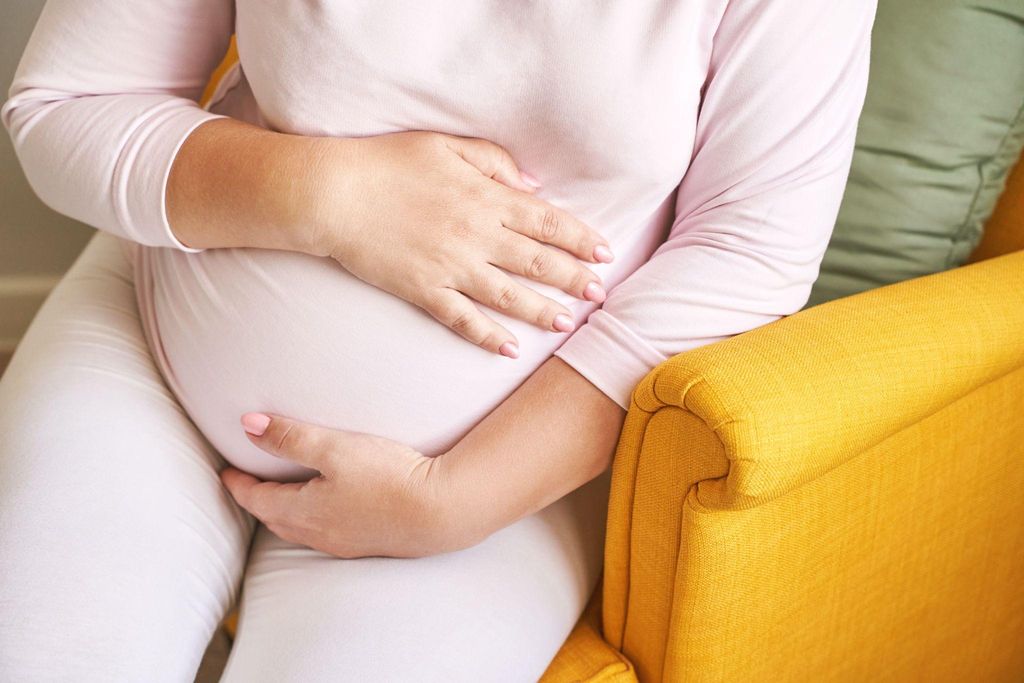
[422, 450, 493, 552]
[165, 118, 361, 255]
[299, 135, 367, 260]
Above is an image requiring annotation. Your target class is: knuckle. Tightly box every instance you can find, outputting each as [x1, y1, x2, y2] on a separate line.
[494, 284, 518, 310]
[414, 285, 437, 309]
[539, 209, 561, 241]
[274, 423, 299, 454]
[489, 145, 509, 171]
[425, 131, 451, 150]
[449, 310, 475, 334]
[479, 331, 502, 351]
[538, 306, 558, 328]
[496, 148, 518, 175]
[432, 299, 458, 324]
[527, 250, 550, 279]
[425, 131, 460, 158]
[422, 288, 453, 314]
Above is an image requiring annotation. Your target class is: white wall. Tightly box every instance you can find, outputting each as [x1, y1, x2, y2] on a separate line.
[1, 1, 96, 359]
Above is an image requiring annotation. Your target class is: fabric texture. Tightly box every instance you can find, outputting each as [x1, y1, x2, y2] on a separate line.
[599, 245, 1024, 680]
[806, 0, 1024, 307]
[1, 0, 876, 414]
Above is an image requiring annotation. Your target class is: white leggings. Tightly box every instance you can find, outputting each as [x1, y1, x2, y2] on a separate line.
[0, 232, 611, 682]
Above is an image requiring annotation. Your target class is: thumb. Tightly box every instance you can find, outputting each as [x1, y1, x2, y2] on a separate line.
[444, 135, 542, 193]
[240, 412, 335, 474]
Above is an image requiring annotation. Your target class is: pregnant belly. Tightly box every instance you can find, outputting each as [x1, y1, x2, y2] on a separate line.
[133, 245, 586, 482]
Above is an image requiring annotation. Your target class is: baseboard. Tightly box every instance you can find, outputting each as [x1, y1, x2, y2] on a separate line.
[0, 274, 62, 359]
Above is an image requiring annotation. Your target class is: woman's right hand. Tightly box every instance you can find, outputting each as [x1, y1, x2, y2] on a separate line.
[307, 130, 615, 358]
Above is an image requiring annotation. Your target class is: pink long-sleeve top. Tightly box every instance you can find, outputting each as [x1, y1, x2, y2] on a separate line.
[3, 1, 875, 480]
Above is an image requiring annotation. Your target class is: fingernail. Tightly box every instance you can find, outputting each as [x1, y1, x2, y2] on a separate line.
[520, 171, 542, 188]
[241, 412, 271, 436]
[583, 281, 607, 303]
[498, 341, 520, 358]
[552, 313, 575, 333]
[593, 244, 614, 263]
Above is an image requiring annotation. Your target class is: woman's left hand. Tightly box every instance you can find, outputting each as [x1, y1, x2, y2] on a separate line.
[219, 412, 475, 559]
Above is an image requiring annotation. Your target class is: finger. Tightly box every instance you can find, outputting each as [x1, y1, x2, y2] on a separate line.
[503, 195, 614, 264]
[458, 263, 577, 334]
[239, 412, 337, 474]
[442, 135, 540, 194]
[490, 231, 607, 305]
[220, 466, 304, 525]
[422, 287, 520, 358]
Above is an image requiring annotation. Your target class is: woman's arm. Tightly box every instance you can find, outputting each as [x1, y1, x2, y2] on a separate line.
[428, 0, 878, 538]
[0, 0, 358, 257]
[548, 0, 878, 410]
[433, 356, 626, 542]
[165, 117, 352, 255]
[1, 0, 235, 251]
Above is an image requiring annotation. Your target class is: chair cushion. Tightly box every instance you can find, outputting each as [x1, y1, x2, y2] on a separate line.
[539, 584, 637, 682]
[806, 0, 1024, 307]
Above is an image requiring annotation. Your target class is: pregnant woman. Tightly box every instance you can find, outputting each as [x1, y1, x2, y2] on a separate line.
[0, 1, 876, 680]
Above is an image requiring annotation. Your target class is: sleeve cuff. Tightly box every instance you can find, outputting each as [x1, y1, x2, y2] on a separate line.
[553, 308, 668, 411]
[120, 103, 228, 252]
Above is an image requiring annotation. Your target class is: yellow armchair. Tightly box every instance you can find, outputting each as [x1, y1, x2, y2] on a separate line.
[540, 156, 1024, 681]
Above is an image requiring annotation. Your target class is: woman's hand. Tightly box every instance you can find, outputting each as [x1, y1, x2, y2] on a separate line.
[169, 120, 613, 358]
[220, 356, 625, 560]
[219, 412, 479, 559]
[308, 131, 615, 357]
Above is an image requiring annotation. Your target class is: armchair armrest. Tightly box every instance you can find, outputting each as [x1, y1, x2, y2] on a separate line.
[600, 250, 1024, 679]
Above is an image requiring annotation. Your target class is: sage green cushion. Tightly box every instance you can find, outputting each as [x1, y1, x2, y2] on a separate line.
[805, 0, 1024, 308]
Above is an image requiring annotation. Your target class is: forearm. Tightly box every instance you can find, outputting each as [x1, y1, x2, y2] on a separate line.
[166, 117, 353, 254]
[437, 355, 627, 542]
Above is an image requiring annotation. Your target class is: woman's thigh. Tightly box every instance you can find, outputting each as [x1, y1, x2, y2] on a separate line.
[222, 465, 612, 682]
[0, 233, 255, 682]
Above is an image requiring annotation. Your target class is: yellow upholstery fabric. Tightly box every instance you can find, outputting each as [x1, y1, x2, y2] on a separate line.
[545, 147, 1024, 679]
[198, 36, 238, 109]
[596, 250, 1024, 680]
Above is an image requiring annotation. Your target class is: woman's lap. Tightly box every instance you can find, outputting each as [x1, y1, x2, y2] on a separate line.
[0, 231, 610, 681]
[224, 469, 610, 682]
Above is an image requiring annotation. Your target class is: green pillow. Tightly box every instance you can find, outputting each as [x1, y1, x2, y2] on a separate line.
[805, 0, 1024, 308]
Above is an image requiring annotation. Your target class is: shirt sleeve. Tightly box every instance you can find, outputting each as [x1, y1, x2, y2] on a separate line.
[554, 0, 877, 410]
[1, 0, 235, 251]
